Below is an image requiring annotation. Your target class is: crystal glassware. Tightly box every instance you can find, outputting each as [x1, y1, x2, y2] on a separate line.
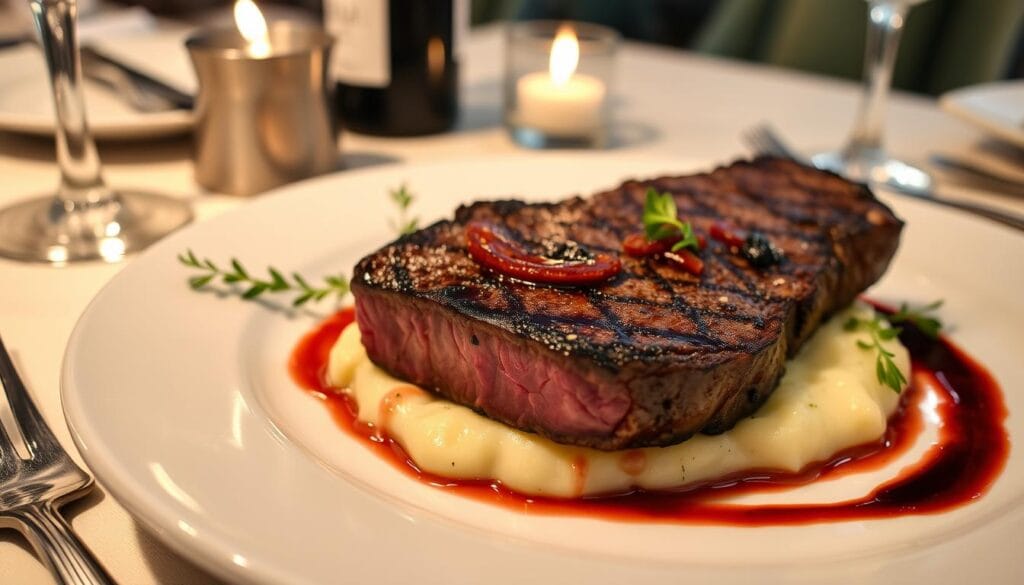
[0, 0, 191, 264]
[811, 0, 932, 194]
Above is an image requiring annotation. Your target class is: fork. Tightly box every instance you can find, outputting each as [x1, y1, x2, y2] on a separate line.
[743, 125, 1024, 233]
[742, 125, 808, 164]
[0, 334, 114, 584]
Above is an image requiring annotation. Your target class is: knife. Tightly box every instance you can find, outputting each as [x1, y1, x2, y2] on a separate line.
[80, 45, 194, 110]
[744, 125, 1024, 233]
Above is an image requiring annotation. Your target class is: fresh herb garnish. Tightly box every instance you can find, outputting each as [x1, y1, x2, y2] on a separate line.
[178, 249, 349, 307]
[390, 183, 420, 236]
[843, 314, 907, 393]
[643, 188, 700, 252]
[888, 300, 943, 338]
[843, 300, 944, 392]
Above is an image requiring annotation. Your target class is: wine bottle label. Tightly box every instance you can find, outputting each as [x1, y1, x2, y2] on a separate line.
[324, 0, 391, 87]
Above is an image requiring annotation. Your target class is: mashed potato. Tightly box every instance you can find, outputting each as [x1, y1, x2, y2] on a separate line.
[327, 303, 907, 498]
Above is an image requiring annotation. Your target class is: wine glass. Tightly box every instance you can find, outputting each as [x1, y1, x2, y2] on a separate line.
[811, 0, 932, 194]
[0, 0, 192, 264]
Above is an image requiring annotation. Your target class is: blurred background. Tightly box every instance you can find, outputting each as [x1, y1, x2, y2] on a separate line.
[478, 0, 1024, 95]
[3, 0, 1019, 96]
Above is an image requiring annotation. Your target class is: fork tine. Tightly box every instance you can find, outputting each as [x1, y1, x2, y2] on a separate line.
[746, 124, 803, 162]
[743, 127, 772, 157]
[745, 126, 770, 156]
[746, 127, 775, 156]
[0, 335, 62, 458]
[0, 336, 26, 474]
[762, 128, 799, 160]
[0, 410, 20, 476]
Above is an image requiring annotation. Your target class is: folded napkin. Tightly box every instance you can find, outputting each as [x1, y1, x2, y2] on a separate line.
[78, 6, 156, 40]
[81, 7, 198, 95]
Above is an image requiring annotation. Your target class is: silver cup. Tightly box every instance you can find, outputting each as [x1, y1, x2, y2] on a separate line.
[187, 22, 337, 196]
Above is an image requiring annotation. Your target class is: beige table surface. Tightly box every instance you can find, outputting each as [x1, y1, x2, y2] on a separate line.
[1, 24, 1021, 585]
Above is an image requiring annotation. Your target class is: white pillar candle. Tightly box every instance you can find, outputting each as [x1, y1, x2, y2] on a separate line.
[514, 24, 607, 137]
[516, 71, 606, 136]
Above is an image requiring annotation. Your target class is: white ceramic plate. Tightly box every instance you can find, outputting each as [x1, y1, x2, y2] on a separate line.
[940, 81, 1024, 149]
[62, 155, 1024, 585]
[0, 43, 193, 140]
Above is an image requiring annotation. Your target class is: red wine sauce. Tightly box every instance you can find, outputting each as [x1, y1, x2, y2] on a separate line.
[289, 304, 1008, 525]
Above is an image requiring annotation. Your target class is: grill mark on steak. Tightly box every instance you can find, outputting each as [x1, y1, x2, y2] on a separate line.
[585, 290, 633, 346]
[352, 157, 903, 450]
[497, 280, 526, 313]
[645, 261, 714, 341]
[711, 252, 762, 295]
[563, 316, 721, 349]
[594, 292, 768, 331]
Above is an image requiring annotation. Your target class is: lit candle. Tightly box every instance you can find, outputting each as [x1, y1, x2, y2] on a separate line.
[233, 0, 271, 58]
[188, 5, 336, 195]
[516, 25, 606, 137]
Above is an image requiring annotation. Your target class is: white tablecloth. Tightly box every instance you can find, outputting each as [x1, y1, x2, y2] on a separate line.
[0, 25, 1020, 584]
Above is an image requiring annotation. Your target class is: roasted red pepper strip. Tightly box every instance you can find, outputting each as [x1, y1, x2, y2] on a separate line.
[709, 223, 746, 248]
[623, 233, 670, 257]
[466, 221, 621, 286]
[623, 232, 706, 257]
[664, 249, 704, 276]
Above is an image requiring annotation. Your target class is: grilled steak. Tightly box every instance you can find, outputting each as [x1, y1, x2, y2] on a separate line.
[352, 157, 903, 450]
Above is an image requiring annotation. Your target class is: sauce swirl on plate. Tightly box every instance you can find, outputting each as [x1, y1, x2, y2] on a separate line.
[289, 303, 1008, 525]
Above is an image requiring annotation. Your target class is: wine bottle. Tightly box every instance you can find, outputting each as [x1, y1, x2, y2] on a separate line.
[324, 0, 465, 136]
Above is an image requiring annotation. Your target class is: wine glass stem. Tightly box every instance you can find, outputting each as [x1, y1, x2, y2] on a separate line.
[844, 0, 910, 159]
[29, 0, 112, 209]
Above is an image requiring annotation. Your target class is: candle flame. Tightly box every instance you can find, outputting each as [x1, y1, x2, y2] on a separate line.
[549, 25, 579, 86]
[234, 0, 271, 58]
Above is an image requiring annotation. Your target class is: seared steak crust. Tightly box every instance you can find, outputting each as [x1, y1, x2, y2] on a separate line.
[352, 157, 903, 450]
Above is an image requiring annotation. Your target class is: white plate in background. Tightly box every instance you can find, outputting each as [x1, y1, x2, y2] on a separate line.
[62, 154, 1024, 584]
[940, 81, 1024, 149]
[0, 35, 194, 140]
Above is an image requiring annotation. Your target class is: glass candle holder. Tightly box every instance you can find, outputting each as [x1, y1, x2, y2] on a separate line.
[505, 20, 618, 149]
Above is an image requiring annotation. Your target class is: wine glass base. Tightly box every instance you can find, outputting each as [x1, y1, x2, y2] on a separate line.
[811, 151, 933, 195]
[0, 190, 192, 265]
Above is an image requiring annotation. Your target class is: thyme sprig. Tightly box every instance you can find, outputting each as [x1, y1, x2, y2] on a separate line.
[843, 315, 907, 393]
[390, 183, 420, 236]
[843, 300, 943, 393]
[178, 250, 349, 307]
[642, 188, 700, 252]
[888, 300, 943, 338]
[180, 183, 418, 305]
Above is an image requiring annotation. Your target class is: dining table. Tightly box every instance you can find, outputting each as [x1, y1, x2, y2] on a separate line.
[1, 22, 1022, 585]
